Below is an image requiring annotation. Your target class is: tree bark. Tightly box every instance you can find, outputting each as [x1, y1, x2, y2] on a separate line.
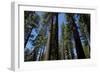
[69, 14, 85, 59]
[55, 13, 59, 60]
[49, 15, 54, 60]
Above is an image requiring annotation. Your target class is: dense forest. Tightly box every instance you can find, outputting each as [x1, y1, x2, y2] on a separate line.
[24, 11, 90, 61]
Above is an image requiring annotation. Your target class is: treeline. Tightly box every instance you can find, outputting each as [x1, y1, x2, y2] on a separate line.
[24, 11, 90, 61]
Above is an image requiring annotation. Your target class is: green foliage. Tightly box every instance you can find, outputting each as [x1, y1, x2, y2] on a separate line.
[24, 11, 40, 48]
[60, 22, 73, 59]
[24, 12, 90, 61]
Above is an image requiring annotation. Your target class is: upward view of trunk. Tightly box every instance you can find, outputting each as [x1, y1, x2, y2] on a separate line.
[60, 23, 65, 59]
[68, 14, 85, 59]
[43, 13, 54, 60]
[44, 22, 51, 60]
[54, 13, 59, 59]
[79, 14, 90, 58]
[83, 15, 90, 37]
[49, 15, 54, 60]
[48, 13, 59, 60]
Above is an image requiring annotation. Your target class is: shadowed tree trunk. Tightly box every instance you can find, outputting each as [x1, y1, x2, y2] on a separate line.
[44, 19, 52, 60]
[43, 13, 54, 60]
[81, 14, 90, 37]
[68, 14, 85, 59]
[79, 14, 90, 58]
[54, 13, 59, 59]
[49, 14, 54, 60]
[49, 13, 58, 60]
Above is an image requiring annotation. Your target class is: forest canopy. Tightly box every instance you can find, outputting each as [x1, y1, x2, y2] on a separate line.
[24, 11, 90, 61]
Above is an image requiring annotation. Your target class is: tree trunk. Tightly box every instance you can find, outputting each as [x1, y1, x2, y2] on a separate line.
[55, 13, 59, 59]
[69, 14, 85, 59]
[48, 13, 59, 60]
[49, 15, 54, 60]
[44, 14, 53, 60]
[44, 30, 51, 60]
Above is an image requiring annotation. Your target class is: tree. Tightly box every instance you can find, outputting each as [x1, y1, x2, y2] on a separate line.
[78, 14, 90, 58]
[60, 22, 65, 59]
[41, 12, 53, 60]
[79, 14, 90, 37]
[49, 13, 59, 60]
[24, 12, 90, 61]
[66, 13, 85, 59]
[43, 13, 59, 60]
[24, 11, 40, 48]
[60, 22, 73, 59]
[32, 28, 48, 61]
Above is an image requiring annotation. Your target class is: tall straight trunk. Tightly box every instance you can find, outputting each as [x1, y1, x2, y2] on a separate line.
[49, 13, 59, 60]
[49, 15, 54, 60]
[44, 13, 59, 60]
[80, 14, 90, 41]
[80, 14, 90, 57]
[84, 15, 90, 38]
[62, 32, 64, 59]
[43, 13, 55, 60]
[55, 13, 59, 59]
[61, 23, 65, 59]
[44, 30, 51, 60]
[84, 15, 90, 52]
[69, 14, 85, 59]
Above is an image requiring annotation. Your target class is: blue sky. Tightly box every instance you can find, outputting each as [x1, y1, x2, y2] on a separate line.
[25, 29, 37, 49]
